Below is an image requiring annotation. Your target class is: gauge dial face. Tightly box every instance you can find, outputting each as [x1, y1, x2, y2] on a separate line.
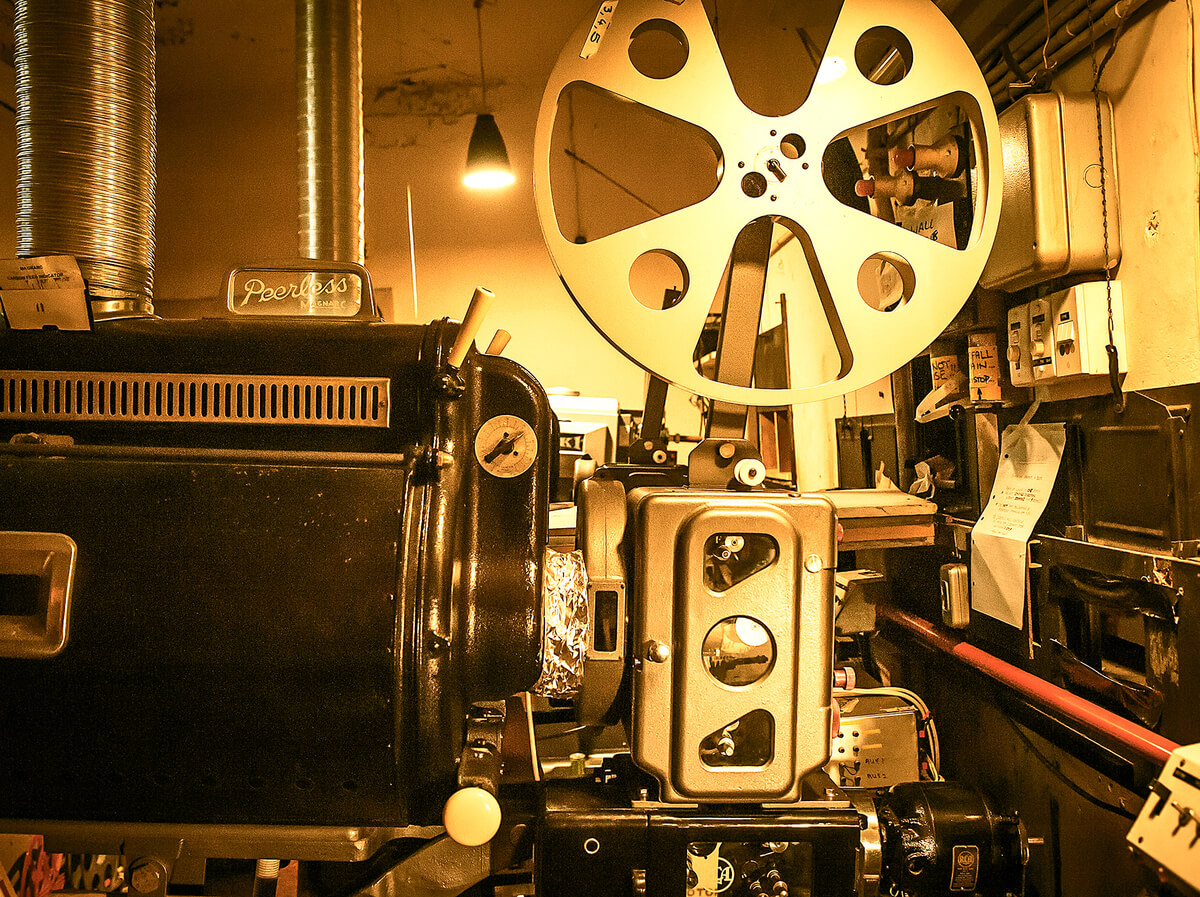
[474, 414, 538, 478]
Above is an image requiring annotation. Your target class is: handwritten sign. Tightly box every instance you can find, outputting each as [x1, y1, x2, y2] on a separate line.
[967, 332, 1001, 401]
[971, 423, 1066, 627]
[899, 201, 956, 247]
[929, 353, 960, 389]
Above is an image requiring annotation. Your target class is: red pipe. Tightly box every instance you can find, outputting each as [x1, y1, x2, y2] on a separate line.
[878, 604, 1179, 768]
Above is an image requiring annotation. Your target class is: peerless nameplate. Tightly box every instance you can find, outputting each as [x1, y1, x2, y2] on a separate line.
[224, 261, 378, 319]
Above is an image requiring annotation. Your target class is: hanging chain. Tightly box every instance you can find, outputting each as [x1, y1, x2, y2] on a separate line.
[1087, 0, 1125, 412]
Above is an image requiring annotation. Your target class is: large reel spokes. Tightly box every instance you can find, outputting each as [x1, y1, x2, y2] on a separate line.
[534, 0, 1002, 407]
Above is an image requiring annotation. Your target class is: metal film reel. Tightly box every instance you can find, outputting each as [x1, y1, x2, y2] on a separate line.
[534, 0, 1002, 407]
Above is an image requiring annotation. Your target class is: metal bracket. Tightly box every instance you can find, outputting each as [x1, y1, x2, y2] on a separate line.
[354, 836, 490, 897]
[457, 701, 506, 793]
[687, 437, 764, 491]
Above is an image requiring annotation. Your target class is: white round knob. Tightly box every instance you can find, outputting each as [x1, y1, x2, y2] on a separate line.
[734, 458, 766, 487]
[443, 786, 502, 846]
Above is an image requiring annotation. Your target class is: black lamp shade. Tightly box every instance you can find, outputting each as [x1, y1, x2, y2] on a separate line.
[464, 113, 515, 188]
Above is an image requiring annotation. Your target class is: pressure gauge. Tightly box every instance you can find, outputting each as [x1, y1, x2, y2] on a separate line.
[474, 414, 538, 478]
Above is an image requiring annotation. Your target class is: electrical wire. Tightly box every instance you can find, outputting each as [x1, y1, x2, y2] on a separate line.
[536, 724, 601, 742]
[474, 0, 488, 110]
[1001, 713, 1138, 820]
[523, 692, 542, 782]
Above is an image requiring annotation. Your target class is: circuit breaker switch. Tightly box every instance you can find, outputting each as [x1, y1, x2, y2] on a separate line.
[1056, 318, 1076, 355]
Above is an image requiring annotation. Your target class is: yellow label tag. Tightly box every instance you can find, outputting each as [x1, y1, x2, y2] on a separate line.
[581, 2, 618, 58]
[968, 332, 1002, 402]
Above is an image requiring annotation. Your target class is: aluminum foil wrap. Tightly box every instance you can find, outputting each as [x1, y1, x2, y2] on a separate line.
[533, 548, 589, 699]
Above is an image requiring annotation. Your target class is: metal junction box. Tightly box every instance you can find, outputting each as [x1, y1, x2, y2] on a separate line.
[981, 89, 1120, 291]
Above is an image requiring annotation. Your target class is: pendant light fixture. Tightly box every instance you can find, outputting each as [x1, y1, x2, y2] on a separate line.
[464, 0, 514, 189]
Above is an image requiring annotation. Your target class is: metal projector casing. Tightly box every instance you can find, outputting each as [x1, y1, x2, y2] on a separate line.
[629, 489, 836, 803]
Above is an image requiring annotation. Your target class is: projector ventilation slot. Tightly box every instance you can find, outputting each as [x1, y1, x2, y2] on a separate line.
[0, 371, 391, 427]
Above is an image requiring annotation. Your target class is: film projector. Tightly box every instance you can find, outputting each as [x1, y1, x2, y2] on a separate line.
[0, 0, 1031, 895]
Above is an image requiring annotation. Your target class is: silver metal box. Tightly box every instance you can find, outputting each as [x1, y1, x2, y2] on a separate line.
[981, 89, 1120, 291]
[830, 706, 920, 788]
[628, 489, 836, 803]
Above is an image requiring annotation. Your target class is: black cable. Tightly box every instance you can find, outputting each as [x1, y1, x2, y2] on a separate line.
[536, 724, 602, 742]
[1002, 713, 1138, 820]
[1093, 6, 1131, 88]
[1001, 39, 1032, 85]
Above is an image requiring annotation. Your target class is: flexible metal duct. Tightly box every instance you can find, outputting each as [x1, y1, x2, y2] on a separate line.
[15, 0, 157, 319]
[297, 0, 365, 264]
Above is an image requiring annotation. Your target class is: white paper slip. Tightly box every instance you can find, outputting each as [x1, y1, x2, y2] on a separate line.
[0, 256, 91, 331]
[970, 422, 1066, 627]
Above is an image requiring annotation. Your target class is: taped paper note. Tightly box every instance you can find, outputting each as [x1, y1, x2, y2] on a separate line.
[0, 255, 90, 330]
[970, 422, 1066, 627]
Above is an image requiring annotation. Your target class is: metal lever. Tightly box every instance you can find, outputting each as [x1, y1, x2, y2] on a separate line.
[447, 286, 496, 368]
[485, 329, 511, 355]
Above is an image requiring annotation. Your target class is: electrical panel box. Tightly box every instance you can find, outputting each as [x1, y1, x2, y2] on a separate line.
[1127, 742, 1200, 892]
[1050, 281, 1126, 379]
[981, 90, 1120, 291]
[1006, 302, 1033, 387]
[1005, 281, 1126, 386]
[1028, 296, 1055, 383]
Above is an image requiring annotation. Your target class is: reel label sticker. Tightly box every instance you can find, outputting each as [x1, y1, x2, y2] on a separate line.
[580, 2, 617, 59]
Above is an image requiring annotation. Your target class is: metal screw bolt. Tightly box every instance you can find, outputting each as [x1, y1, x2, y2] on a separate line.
[645, 640, 670, 663]
[632, 869, 648, 896]
[130, 863, 162, 895]
[718, 442, 736, 459]
[805, 554, 823, 573]
[741, 171, 768, 198]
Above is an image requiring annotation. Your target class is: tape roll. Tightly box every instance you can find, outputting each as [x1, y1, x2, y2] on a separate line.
[535, 0, 1002, 406]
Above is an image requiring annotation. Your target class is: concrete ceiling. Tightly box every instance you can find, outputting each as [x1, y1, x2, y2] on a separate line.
[154, 0, 596, 125]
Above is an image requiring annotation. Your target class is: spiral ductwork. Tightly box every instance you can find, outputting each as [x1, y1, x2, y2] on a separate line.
[15, 0, 157, 319]
[297, 0, 365, 264]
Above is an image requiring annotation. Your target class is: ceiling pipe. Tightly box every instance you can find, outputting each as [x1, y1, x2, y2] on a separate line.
[14, 0, 157, 319]
[297, 0, 365, 265]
